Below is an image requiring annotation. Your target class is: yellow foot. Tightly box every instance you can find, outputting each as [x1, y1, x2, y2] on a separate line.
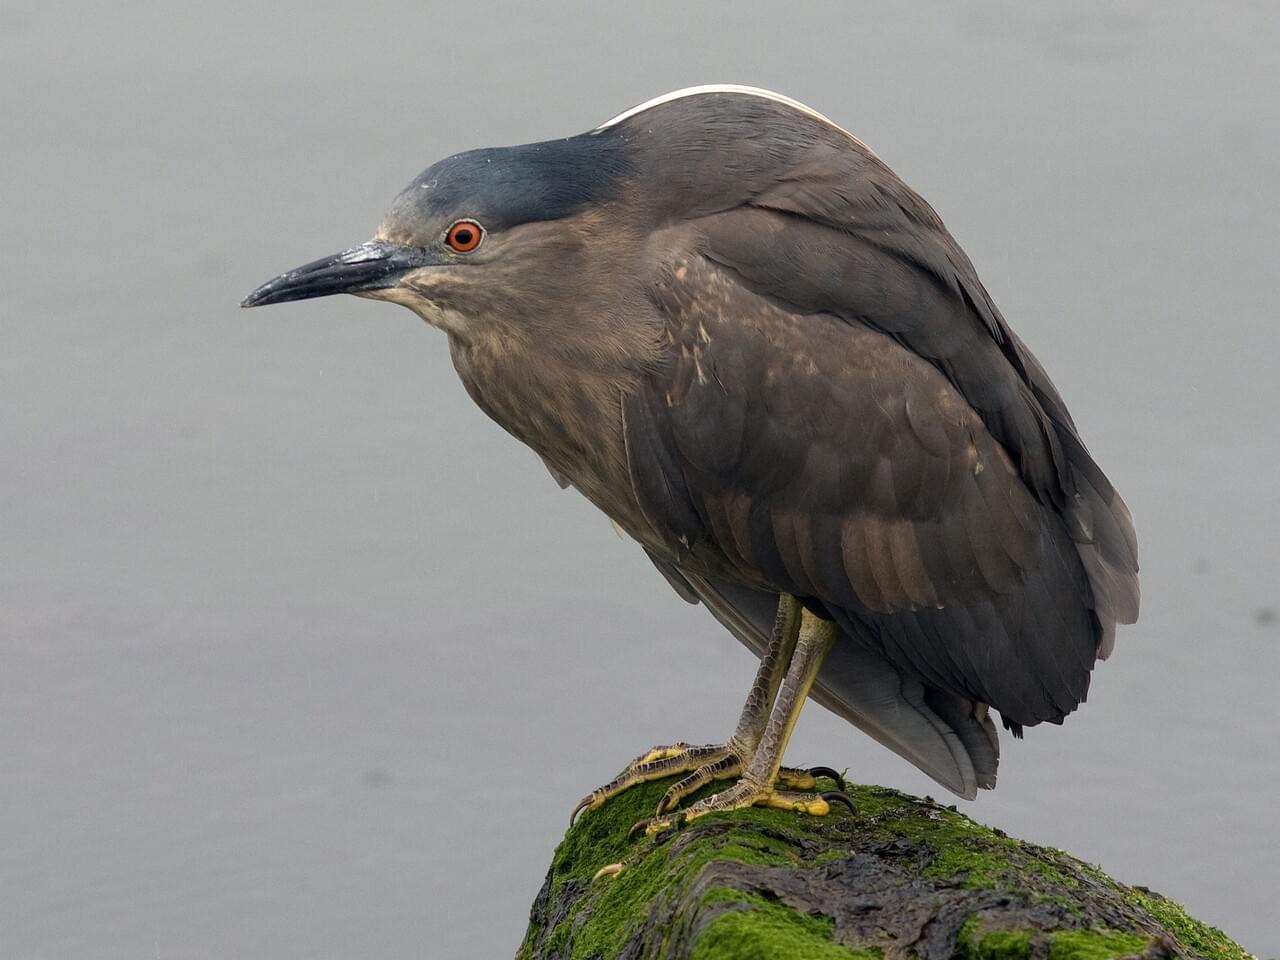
[572, 742, 731, 824]
[635, 775, 854, 837]
[572, 740, 845, 823]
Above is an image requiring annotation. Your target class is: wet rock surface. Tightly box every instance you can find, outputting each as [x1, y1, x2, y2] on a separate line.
[518, 778, 1251, 960]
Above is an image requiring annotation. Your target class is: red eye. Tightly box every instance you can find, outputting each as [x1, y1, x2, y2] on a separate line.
[445, 219, 484, 252]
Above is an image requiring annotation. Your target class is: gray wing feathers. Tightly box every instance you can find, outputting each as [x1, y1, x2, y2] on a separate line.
[637, 258, 1098, 726]
[700, 157, 1139, 646]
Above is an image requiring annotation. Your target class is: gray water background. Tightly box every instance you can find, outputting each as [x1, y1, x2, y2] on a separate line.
[3, 1, 1278, 956]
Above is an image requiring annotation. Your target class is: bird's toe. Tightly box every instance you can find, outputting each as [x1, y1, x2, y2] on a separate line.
[571, 742, 732, 822]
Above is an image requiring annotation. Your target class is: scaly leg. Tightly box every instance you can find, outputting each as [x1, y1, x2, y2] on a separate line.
[571, 596, 842, 822]
[639, 606, 846, 835]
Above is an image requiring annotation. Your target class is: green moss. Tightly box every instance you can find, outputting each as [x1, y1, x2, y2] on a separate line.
[548, 777, 670, 881]
[977, 929, 1033, 960]
[955, 916, 983, 960]
[955, 919, 1032, 960]
[690, 888, 879, 960]
[958, 926, 1148, 960]
[1048, 930, 1149, 960]
[1033, 892, 1082, 912]
[924, 839, 1015, 886]
[532, 777, 828, 959]
[865, 791, 1074, 890]
[957, 916, 983, 955]
[1126, 890, 1255, 960]
[532, 775, 1040, 958]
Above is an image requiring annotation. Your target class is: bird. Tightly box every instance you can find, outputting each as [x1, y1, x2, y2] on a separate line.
[243, 85, 1139, 829]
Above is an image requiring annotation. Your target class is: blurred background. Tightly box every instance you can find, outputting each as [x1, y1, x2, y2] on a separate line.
[3, 1, 1277, 957]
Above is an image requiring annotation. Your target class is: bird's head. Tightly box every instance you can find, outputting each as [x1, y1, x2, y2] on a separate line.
[242, 86, 877, 343]
[241, 127, 642, 341]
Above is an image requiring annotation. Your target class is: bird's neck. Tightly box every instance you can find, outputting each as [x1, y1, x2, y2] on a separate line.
[447, 330, 641, 514]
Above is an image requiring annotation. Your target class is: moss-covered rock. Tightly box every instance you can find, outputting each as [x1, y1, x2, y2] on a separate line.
[517, 776, 1252, 960]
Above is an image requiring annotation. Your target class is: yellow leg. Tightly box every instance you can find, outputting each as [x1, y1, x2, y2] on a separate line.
[641, 606, 847, 834]
[573, 597, 835, 822]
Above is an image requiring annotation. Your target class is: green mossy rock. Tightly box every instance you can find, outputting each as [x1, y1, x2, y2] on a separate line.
[517, 776, 1252, 960]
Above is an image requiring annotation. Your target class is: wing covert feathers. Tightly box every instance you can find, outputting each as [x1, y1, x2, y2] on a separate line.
[628, 251, 1133, 728]
[617, 97, 1137, 791]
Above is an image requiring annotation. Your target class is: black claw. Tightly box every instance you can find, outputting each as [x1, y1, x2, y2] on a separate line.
[653, 816, 685, 841]
[570, 795, 595, 826]
[658, 786, 684, 816]
[629, 814, 684, 840]
[822, 790, 856, 812]
[806, 766, 847, 790]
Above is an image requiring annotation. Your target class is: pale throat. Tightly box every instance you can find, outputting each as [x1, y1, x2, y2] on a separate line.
[360, 282, 471, 337]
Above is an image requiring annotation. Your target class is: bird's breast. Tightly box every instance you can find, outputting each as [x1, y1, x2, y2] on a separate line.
[447, 332, 651, 532]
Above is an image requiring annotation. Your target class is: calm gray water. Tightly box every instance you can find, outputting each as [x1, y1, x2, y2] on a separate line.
[3, 2, 1277, 957]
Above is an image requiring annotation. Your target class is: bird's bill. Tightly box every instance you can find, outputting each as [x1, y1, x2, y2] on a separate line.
[240, 240, 426, 307]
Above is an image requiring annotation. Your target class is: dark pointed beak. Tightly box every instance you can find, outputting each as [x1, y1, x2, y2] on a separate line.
[241, 240, 427, 308]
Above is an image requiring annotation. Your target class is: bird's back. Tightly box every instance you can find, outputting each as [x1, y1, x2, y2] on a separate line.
[599, 89, 1138, 793]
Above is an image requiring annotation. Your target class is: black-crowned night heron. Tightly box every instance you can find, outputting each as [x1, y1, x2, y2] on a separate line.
[243, 86, 1139, 830]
